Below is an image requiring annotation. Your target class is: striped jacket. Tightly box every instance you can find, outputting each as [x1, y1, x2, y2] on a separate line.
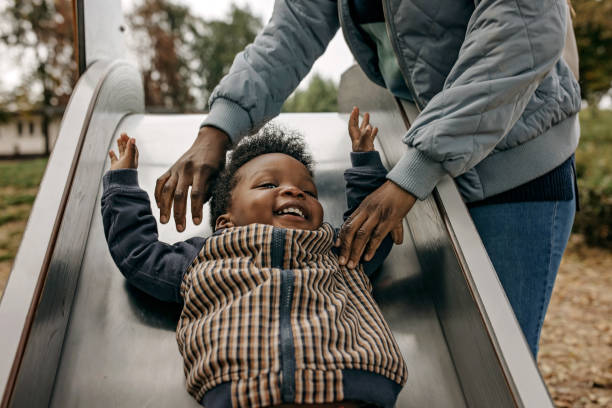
[177, 223, 407, 407]
[102, 151, 407, 407]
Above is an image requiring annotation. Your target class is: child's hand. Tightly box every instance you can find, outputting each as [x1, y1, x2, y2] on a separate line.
[109, 133, 139, 170]
[348, 106, 378, 152]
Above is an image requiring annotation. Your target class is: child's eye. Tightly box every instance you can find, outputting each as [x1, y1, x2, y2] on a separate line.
[259, 183, 277, 189]
[305, 191, 318, 198]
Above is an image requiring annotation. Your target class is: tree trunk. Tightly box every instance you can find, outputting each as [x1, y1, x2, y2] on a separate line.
[42, 110, 50, 156]
[40, 62, 52, 156]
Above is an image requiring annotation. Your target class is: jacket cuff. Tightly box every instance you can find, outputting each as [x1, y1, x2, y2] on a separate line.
[103, 169, 139, 190]
[386, 148, 447, 200]
[350, 151, 385, 170]
[200, 98, 252, 144]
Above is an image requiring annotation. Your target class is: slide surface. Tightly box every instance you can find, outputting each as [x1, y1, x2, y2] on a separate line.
[49, 112, 465, 407]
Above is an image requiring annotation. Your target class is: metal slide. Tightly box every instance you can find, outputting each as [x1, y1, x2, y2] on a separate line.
[0, 1, 554, 407]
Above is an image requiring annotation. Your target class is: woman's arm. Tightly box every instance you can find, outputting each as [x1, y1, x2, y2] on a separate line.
[387, 0, 571, 199]
[156, 0, 341, 232]
[202, 0, 340, 142]
[339, 0, 571, 268]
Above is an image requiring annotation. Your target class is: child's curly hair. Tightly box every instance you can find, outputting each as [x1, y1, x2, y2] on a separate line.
[209, 123, 314, 230]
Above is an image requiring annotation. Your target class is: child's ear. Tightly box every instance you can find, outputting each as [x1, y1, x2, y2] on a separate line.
[215, 214, 234, 231]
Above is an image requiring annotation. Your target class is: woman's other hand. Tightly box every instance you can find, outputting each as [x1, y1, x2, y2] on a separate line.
[337, 180, 416, 269]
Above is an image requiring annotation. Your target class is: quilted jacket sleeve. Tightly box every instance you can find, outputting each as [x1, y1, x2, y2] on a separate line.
[386, 0, 570, 199]
[201, 0, 340, 143]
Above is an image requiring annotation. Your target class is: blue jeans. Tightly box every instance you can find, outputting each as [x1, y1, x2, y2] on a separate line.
[469, 199, 576, 357]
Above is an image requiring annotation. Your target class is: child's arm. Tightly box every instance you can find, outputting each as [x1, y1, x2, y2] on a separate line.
[342, 108, 394, 277]
[102, 134, 205, 303]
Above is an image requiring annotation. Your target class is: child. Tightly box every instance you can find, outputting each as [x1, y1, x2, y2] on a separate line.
[102, 108, 407, 408]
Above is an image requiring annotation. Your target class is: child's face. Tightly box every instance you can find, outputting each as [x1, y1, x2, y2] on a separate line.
[215, 153, 324, 231]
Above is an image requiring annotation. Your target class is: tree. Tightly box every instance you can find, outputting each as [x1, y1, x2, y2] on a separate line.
[282, 74, 338, 113]
[0, 0, 262, 117]
[128, 0, 196, 110]
[571, 0, 612, 103]
[128, 1, 262, 111]
[0, 0, 76, 154]
[188, 5, 262, 105]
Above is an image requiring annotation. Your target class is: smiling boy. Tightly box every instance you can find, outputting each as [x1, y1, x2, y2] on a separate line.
[211, 151, 323, 232]
[101, 108, 407, 407]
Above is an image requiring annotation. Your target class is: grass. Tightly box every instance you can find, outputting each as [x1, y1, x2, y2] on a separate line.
[0, 158, 48, 189]
[0, 158, 48, 266]
[0, 193, 37, 208]
[0, 208, 32, 225]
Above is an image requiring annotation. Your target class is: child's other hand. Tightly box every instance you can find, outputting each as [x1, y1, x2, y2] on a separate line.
[109, 133, 139, 170]
[348, 106, 378, 152]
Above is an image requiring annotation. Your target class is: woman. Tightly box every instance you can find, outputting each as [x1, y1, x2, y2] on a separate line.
[154, 0, 581, 359]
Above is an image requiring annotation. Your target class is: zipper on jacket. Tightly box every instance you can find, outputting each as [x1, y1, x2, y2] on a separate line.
[338, 0, 422, 111]
[381, 0, 423, 112]
[272, 228, 296, 403]
[337, 0, 386, 88]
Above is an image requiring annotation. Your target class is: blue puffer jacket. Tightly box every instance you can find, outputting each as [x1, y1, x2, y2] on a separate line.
[202, 0, 581, 202]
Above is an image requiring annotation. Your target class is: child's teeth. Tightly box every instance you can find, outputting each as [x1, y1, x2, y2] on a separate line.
[279, 207, 304, 218]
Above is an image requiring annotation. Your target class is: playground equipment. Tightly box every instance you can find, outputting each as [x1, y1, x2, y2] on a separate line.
[0, 1, 555, 407]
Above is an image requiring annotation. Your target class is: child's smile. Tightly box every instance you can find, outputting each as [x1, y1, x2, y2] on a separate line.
[275, 204, 307, 220]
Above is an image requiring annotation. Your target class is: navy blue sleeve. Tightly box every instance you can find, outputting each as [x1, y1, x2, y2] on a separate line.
[343, 152, 394, 277]
[101, 169, 205, 303]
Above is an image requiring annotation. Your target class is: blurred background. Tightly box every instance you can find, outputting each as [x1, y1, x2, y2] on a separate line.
[0, 0, 610, 406]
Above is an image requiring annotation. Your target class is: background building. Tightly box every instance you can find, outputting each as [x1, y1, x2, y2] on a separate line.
[0, 109, 63, 157]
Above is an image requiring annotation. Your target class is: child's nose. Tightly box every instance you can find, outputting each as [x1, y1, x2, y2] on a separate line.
[280, 185, 305, 198]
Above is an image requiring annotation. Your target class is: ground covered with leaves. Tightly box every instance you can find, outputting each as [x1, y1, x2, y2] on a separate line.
[539, 236, 612, 407]
[0, 158, 47, 295]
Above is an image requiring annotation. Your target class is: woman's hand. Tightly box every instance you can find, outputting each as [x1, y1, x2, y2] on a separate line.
[348, 106, 378, 152]
[155, 126, 231, 232]
[337, 180, 416, 269]
[109, 133, 138, 170]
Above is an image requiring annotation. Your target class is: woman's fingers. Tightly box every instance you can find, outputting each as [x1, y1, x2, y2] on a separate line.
[391, 221, 403, 244]
[109, 150, 117, 164]
[190, 166, 212, 226]
[339, 207, 388, 268]
[173, 175, 192, 232]
[364, 222, 391, 261]
[337, 210, 367, 266]
[155, 172, 171, 208]
[158, 175, 178, 224]
[346, 215, 381, 268]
